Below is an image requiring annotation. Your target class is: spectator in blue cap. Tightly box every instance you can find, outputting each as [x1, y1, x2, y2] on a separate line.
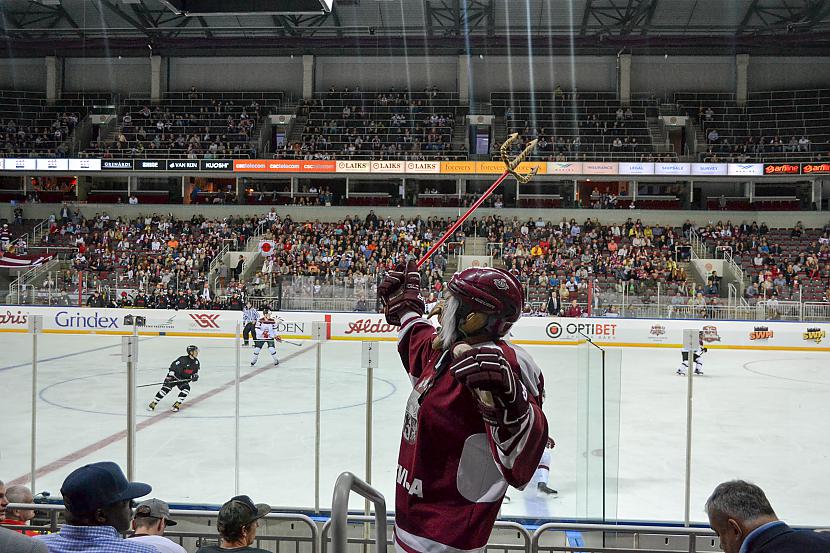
[36, 461, 155, 553]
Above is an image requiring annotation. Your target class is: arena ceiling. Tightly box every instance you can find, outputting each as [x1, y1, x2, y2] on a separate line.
[1, 0, 829, 56]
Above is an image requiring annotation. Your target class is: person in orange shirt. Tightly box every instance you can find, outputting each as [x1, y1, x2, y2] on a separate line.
[0, 484, 38, 536]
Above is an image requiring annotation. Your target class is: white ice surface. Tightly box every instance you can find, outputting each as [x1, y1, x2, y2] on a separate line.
[0, 334, 828, 525]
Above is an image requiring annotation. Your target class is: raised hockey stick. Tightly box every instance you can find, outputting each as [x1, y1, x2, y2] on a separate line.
[137, 379, 191, 388]
[415, 133, 539, 269]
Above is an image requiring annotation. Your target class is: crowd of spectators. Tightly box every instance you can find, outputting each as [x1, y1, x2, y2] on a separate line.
[693, 219, 830, 304]
[86, 99, 260, 160]
[4, 461, 830, 553]
[287, 87, 461, 161]
[0, 112, 79, 157]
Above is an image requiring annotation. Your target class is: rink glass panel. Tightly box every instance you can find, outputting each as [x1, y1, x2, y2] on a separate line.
[688, 329, 830, 527]
[238, 335, 318, 510]
[30, 329, 127, 496]
[134, 321, 239, 505]
[576, 341, 622, 521]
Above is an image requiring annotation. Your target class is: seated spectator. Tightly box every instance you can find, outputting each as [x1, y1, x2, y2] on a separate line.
[0, 485, 37, 536]
[707, 129, 720, 143]
[705, 480, 830, 553]
[195, 495, 271, 553]
[36, 461, 155, 553]
[127, 499, 185, 553]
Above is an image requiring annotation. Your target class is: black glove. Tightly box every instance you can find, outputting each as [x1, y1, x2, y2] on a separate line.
[190, 373, 199, 382]
[450, 345, 530, 428]
[377, 260, 424, 326]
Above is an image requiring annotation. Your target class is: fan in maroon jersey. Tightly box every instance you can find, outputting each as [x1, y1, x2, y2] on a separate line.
[378, 260, 548, 553]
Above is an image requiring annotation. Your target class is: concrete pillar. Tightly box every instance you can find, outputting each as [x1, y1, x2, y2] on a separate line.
[736, 54, 749, 106]
[458, 55, 470, 106]
[618, 53, 632, 105]
[302, 55, 315, 100]
[150, 55, 162, 102]
[45, 56, 60, 103]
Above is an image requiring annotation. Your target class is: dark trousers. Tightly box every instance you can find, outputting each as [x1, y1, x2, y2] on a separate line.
[243, 322, 255, 344]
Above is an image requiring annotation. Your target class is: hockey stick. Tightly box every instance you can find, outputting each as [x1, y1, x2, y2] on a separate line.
[137, 379, 191, 388]
[415, 133, 539, 269]
[280, 339, 303, 347]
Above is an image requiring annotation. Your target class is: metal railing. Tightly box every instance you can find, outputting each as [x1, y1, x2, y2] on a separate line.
[330, 473, 387, 553]
[533, 522, 717, 553]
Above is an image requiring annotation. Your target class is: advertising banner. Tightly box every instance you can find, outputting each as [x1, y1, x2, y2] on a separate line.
[4, 158, 37, 171]
[233, 159, 269, 172]
[135, 159, 166, 171]
[405, 161, 441, 174]
[102, 159, 135, 171]
[336, 160, 371, 173]
[370, 160, 404, 173]
[582, 162, 619, 175]
[691, 163, 728, 176]
[546, 162, 583, 175]
[299, 160, 337, 172]
[618, 162, 655, 175]
[763, 163, 800, 175]
[802, 162, 830, 174]
[200, 160, 233, 171]
[727, 163, 764, 176]
[166, 160, 200, 171]
[69, 159, 102, 171]
[440, 161, 476, 174]
[654, 162, 691, 176]
[36, 159, 69, 171]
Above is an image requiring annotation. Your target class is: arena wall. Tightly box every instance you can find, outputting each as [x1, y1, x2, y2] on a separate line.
[5, 55, 830, 99]
[2, 306, 828, 352]
[3, 203, 829, 228]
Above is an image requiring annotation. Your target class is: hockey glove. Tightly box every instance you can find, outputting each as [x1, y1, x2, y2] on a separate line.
[190, 374, 199, 382]
[450, 345, 530, 429]
[377, 260, 424, 326]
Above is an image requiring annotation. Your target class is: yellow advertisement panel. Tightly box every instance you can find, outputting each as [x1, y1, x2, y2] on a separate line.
[440, 161, 476, 174]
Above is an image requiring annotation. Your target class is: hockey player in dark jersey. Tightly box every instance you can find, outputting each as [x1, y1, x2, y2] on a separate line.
[147, 345, 201, 412]
[378, 261, 548, 553]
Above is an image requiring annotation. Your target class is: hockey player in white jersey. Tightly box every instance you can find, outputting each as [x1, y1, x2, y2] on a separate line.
[533, 437, 558, 495]
[677, 331, 706, 376]
[250, 306, 283, 366]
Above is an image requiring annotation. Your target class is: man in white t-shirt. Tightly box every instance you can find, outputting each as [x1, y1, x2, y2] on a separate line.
[128, 498, 186, 553]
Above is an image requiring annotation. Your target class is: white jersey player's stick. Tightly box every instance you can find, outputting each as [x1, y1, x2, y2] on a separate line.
[281, 339, 303, 347]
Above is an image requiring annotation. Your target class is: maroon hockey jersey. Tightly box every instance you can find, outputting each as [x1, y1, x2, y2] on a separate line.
[393, 314, 548, 553]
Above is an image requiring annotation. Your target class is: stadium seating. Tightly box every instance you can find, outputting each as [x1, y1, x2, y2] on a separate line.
[675, 89, 830, 162]
[290, 90, 467, 160]
[81, 91, 284, 159]
[491, 91, 674, 162]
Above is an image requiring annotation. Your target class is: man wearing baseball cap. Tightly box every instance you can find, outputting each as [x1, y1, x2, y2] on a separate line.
[128, 499, 185, 553]
[196, 495, 271, 552]
[36, 461, 156, 553]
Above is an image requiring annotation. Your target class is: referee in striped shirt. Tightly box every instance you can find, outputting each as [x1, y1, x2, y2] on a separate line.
[242, 303, 259, 346]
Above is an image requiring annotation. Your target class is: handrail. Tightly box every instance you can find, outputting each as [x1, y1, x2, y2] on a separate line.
[331, 472, 387, 553]
[532, 521, 716, 553]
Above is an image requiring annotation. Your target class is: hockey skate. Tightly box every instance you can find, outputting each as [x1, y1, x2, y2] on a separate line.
[273, 359, 280, 366]
[676, 369, 686, 376]
[694, 369, 704, 375]
[146, 401, 157, 412]
[537, 483, 558, 495]
[171, 401, 182, 412]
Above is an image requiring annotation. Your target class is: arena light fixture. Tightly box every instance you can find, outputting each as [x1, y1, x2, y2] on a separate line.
[159, 0, 334, 15]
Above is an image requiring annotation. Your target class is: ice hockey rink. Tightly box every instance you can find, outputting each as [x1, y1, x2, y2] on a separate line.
[1, 331, 829, 526]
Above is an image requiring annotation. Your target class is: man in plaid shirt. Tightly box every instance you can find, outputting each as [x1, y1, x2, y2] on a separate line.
[36, 462, 155, 553]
